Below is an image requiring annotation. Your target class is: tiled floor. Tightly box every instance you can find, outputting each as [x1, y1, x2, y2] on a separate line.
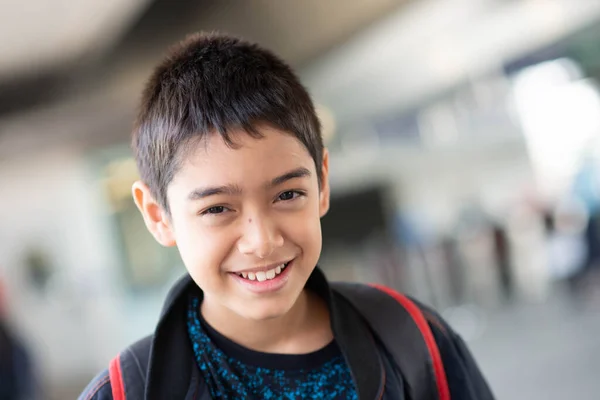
[463, 295, 600, 400]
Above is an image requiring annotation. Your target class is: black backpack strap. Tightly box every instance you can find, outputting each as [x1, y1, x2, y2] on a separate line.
[108, 335, 152, 399]
[332, 282, 450, 400]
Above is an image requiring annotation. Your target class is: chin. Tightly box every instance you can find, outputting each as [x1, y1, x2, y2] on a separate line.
[238, 300, 293, 322]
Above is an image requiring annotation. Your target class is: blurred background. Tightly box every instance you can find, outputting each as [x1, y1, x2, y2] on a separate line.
[1, 0, 600, 398]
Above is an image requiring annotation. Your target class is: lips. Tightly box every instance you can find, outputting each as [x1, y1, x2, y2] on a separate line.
[229, 259, 294, 294]
[235, 261, 291, 282]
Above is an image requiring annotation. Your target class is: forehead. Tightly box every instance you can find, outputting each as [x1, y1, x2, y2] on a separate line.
[173, 126, 315, 187]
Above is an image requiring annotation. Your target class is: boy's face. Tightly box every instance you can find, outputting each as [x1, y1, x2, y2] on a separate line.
[133, 125, 330, 322]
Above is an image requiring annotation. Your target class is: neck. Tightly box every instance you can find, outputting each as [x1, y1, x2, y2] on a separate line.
[200, 289, 333, 354]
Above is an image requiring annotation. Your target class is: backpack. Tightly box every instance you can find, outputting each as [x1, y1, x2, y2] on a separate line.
[108, 283, 450, 400]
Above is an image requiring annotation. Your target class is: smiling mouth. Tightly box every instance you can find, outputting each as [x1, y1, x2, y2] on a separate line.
[234, 261, 291, 282]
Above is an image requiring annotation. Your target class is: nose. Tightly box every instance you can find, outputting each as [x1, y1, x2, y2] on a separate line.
[237, 214, 284, 259]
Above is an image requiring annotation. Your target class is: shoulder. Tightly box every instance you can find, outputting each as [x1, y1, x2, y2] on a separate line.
[329, 281, 495, 398]
[407, 297, 469, 354]
[78, 369, 113, 400]
[77, 335, 153, 400]
[409, 298, 495, 399]
[407, 297, 453, 340]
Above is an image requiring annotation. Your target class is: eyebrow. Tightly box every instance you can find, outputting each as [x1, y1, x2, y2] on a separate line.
[268, 167, 311, 188]
[188, 184, 243, 201]
[187, 167, 311, 201]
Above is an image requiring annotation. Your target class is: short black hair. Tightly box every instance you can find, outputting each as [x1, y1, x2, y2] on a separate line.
[132, 32, 323, 211]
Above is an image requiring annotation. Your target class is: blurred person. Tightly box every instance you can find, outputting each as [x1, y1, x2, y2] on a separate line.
[545, 198, 587, 283]
[79, 33, 494, 400]
[440, 235, 466, 306]
[584, 209, 600, 270]
[491, 223, 513, 303]
[506, 201, 551, 302]
[0, 280, 37, 400]
[567, 206, 600, 299]
[454, 209, 500, 308]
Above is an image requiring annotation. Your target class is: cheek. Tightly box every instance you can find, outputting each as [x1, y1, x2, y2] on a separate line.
[284, 201, 323, 254]
[172, 217, 235, 278]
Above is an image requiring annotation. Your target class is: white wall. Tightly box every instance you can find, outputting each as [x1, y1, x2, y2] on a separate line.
[329, 134, 534, 232]
[0, 147, 129, 384]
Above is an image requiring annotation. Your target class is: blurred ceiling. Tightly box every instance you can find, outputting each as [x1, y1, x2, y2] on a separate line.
[0, 0, 408, 117]
[0, 0, 150, 79]
[303, 0, 600, 126]
[5, 0, 600, 159]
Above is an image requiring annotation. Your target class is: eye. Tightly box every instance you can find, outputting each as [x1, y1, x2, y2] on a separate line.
[277, 190, 304, 202]
[201, 205, 229, 215]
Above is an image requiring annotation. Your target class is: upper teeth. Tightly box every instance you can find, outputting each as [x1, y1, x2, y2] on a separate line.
[240, 263, 286, 281]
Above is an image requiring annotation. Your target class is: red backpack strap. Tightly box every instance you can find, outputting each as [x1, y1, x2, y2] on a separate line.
[109, 354, 126, 400]
[107, 335, 153, 400]
[370, 284, 450, 400]
[332, 281, 450, 400]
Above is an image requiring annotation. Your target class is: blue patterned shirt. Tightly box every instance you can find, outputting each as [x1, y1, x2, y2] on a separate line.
[187, 296, 358, 399]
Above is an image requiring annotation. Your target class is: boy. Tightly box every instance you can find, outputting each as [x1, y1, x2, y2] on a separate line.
[79, 33, 494, 399]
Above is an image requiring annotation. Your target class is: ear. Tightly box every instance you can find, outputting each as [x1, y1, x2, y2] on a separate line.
[319, 149, 331, 218]
[132, 181, 176, 247]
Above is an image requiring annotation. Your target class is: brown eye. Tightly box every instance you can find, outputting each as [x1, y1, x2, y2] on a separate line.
[278, 191, 297, 201]
[202, 206, 228, 215]
[277, 190, 305, 202]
